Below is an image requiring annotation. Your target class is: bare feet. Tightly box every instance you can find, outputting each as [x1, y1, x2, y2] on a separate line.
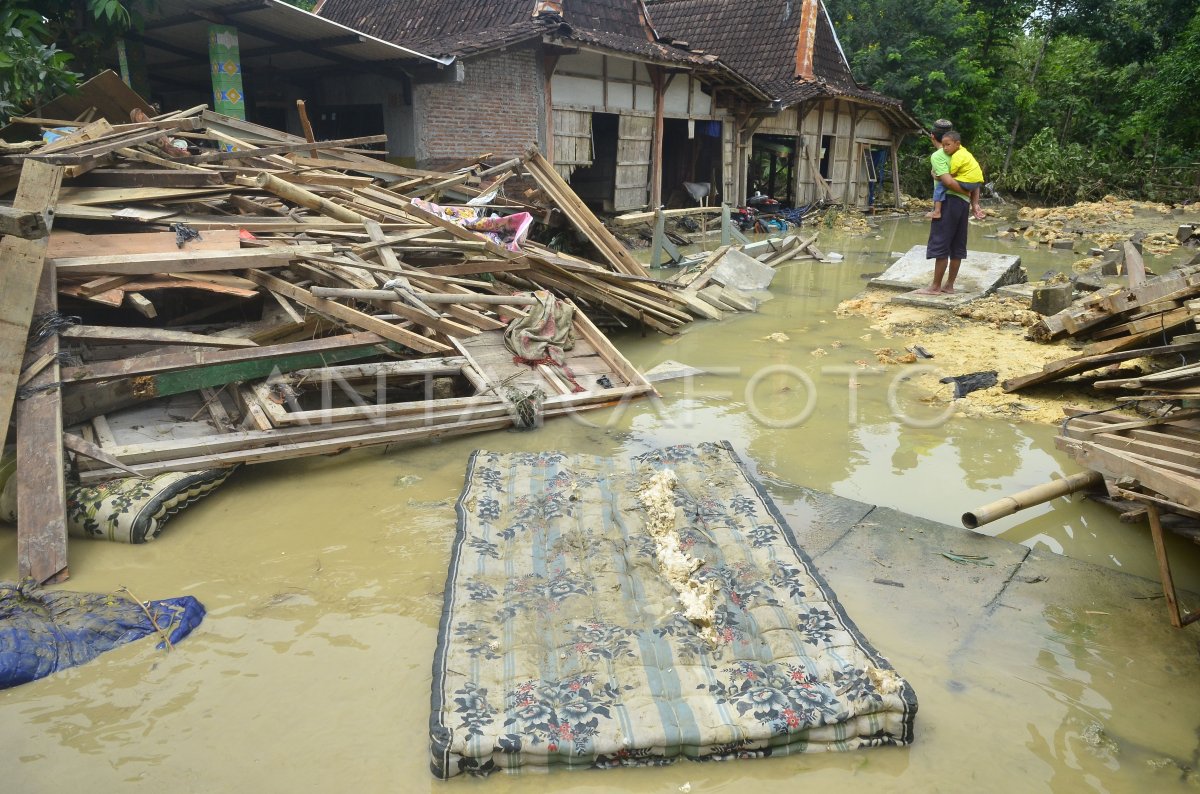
[940, 286, 957, 294]
[924, 210, 941, 220]
[913, 286, 941, 295]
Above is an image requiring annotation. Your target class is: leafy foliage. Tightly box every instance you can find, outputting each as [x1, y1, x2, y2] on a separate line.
[0, 0, 141, 122]
[830, 0, 1199, 202]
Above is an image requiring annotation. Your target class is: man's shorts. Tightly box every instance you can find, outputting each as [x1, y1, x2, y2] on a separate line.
[926, 196, 969, 260]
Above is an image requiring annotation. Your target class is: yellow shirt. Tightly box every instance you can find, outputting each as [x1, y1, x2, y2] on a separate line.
[949, 146, 984, 184]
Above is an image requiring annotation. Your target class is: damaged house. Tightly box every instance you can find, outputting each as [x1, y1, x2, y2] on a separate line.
[316, 0, 920, 211]
[648, 0, 923, 209]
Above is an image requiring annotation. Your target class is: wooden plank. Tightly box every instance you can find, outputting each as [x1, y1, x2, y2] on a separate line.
[73, 168, 228, 188]
[47, 229, 242, 258]
[50, 244, 331, 275]
[612, 206, 723, 227]
[63, 433, 145, 479]
[61, 331, 394, 384]
[60, 326, 258, 348]
[176, 134, 388, 164]
[0, 160, 63, 450]
[78, 415, 516, 478]
[15, 256, 68, 584]
[1058, 438, 1200, 510]
[56, 185, 230, 205]
[247, 270, 452, 354]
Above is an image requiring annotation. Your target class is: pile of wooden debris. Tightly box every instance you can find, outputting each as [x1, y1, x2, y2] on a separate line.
[0, 78, 801, 583]
[1003, 246, 1200, 586]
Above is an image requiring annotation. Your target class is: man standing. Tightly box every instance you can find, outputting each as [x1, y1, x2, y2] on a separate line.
[916, 121, 972, 295]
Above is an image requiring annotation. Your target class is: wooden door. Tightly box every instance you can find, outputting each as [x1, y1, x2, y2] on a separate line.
[552, 109, 593, 181]
[614, 113, 652, 211]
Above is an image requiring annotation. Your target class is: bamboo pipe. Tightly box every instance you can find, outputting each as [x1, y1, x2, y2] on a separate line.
[961, 471, 1103, 529]
[309, 286, 539, 305]
[253, 171, 366, 224]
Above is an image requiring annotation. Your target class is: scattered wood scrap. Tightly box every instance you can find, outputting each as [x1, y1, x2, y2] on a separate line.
[0, 88, 796, 581]
[1005, 265, 1200, 393]
[1056, 407, 1200, 627]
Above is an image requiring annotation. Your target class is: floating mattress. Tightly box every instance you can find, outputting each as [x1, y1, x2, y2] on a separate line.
[431, 442, 917, 777]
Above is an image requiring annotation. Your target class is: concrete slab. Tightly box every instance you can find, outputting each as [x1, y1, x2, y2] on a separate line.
[890, 290, 978, 309]
[709, 247, 777, 291]
[791, 493, 1200, 783]
[814, 506, 1029, 646]
[869, 244, 1024, 295]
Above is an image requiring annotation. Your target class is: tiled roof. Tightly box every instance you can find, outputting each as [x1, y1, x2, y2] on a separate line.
[316, 0, 535, 53]
[318, 0, 690, 61]
[648, 0, 907, 111]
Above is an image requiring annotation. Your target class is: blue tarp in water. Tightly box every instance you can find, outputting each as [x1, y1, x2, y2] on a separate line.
[0, 579, 205, 689]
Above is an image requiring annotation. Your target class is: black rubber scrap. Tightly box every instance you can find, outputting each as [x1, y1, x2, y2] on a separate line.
[939, 370, 998, 398]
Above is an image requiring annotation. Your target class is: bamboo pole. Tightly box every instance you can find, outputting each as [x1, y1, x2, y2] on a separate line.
[253, 171, 367, 224]
[961, 471, 1103, 529]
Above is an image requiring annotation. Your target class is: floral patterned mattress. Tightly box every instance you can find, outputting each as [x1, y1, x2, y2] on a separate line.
[431, 442, 917, 778]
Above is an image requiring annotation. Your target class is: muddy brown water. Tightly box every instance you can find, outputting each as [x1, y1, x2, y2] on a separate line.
[2, 216, 1198, 791]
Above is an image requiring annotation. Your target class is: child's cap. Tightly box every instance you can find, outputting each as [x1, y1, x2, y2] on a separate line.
[932, 118, 953, 132]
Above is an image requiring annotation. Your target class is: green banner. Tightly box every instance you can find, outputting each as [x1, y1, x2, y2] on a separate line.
[208, 24, 245, 120]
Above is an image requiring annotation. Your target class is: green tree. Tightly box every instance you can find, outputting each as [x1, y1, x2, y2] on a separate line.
[830, 0, 992, 136]
[1133, 6, 1200, 146]
[0, 0, 142, 121]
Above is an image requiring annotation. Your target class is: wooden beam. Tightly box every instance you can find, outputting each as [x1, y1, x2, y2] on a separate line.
[49, 244, 331, 276]
[0, 160, 64, 451]
[0, 205, 49, 239]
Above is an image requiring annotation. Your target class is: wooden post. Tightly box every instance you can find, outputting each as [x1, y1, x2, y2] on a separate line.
[843, 108, 860, 207]
[296, 99, 316, 143]
[1146, 503, 1190, 627]
[721, 203, 732, 246]
[0, 161, 63, 451]
[890, 136, 903, 210]
[650, 67, 666, 209]
[650, 208, 666, 269]
[543, 55, 559, 163]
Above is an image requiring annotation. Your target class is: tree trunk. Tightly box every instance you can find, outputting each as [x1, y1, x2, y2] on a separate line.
[1002, 2, 1059, 175]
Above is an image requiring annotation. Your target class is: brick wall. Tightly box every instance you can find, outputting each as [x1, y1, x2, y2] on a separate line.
[414, 46, 544, 166]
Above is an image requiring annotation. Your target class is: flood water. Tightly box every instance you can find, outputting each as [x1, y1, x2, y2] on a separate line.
[2, 216, 1198, 791]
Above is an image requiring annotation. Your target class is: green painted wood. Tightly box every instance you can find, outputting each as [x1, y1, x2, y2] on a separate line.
[147, 343, 403, 398]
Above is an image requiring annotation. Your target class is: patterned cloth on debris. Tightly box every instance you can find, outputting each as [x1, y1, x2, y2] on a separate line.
[503, 292, 583, 392]
[410, 198, 533, 252]
[431, 442, 917, 778]
[0, 579, 205, 689]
